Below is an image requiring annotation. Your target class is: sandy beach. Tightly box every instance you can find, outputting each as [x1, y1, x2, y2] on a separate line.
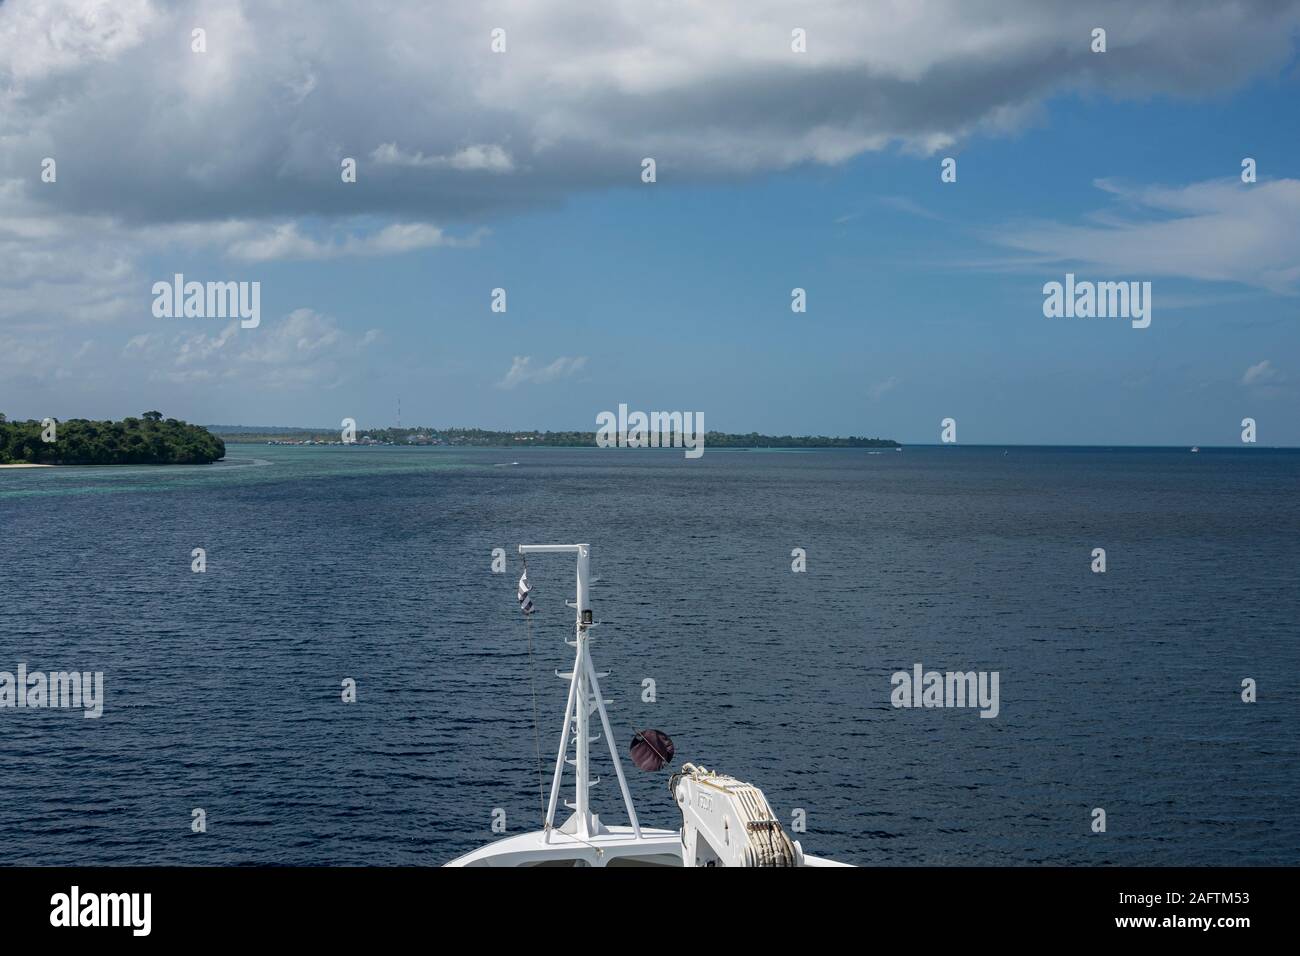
[0, 463, 54, 468]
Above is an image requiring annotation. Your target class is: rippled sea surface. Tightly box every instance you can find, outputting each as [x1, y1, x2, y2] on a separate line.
[1, 444, 1297, 866]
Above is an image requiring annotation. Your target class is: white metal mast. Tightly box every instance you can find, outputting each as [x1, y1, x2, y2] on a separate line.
[518, 543, 640, 842]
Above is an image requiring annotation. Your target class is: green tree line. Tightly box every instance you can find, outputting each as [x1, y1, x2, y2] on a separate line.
[0, 412, 226, 465]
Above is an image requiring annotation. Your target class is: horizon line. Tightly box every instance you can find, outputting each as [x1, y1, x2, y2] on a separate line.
[210, 429, 1298, 451]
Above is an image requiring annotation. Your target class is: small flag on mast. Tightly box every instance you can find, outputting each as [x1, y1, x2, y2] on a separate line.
[517, 569, 535, 615]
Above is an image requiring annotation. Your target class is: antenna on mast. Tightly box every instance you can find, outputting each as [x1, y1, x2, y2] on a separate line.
[516, 543, 641, 843]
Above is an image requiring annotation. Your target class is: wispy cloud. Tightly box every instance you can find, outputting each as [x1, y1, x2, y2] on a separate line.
[225, 221, 482, 262]
[869, 376, 901, 401]
[0, 186, 480, 328]
[496, 356, 588, 390]
[1242, 359, 1282, 386]
[123, 309, 379, 388]
[877, 196, 945, 222]
[987, 178, 1300, 293]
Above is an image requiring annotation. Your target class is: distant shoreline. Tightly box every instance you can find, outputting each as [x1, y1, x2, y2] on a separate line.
[211, 426, 900, 449]
[218, 441, 1300, 451]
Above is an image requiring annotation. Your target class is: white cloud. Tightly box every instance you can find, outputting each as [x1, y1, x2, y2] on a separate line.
[1242, 360, 1281, 386]
[224, 221, 480, 262]
[496, 355, 588, 389]
[0, 191, 478, 344]
[3, 0, 1300, 361]
[124, 309, 379, 389]
[4, 307, 377, 400]
[869, 376, 901, 401]
[5, 0, 1299, 228]
[877, 196, 945, 222]
[989, 178, 1300, 292]
[0, 208, 140, 326]
[371, 143, 515, 173]
[0, 0, 150, 88]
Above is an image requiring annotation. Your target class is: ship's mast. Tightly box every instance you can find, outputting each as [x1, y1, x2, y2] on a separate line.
[518, 544, 640, 841]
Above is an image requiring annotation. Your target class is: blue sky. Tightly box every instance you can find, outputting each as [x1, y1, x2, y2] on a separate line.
[2, 1, 1298, 444]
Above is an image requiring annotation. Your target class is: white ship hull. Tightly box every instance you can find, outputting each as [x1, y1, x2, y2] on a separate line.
[447, 826, 848, 867]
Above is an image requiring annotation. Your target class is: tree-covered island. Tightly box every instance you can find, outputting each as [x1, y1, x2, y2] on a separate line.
[0, 412, 226, 465]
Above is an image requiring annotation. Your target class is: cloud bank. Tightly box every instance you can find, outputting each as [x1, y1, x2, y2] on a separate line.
[5, 0, 1300, 227]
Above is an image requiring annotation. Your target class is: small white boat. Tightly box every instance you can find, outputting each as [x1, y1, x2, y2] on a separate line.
[1191, 446, 1200, 453]
[445, 543, 849, 867]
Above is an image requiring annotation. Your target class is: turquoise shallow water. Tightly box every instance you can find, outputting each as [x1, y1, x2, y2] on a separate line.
[1, 443, 1297, 865]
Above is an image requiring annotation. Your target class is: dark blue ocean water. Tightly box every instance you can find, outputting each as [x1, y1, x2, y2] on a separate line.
[1, 444, 1297, 866]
